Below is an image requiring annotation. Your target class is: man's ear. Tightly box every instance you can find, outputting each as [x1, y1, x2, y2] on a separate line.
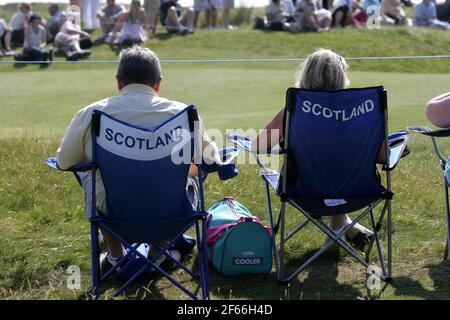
[116, 75, 124, 91]
[153, 80, 161, 93]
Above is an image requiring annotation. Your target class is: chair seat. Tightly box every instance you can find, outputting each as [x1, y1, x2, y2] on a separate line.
[288, 197, 381, 216]
[93, 213, 206, 243]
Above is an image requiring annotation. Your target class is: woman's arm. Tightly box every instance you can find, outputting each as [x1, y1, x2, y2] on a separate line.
[24, 24, 32, 48]
[251, 108, 285, 152]
[425, 92, 450, 128]
[40, 26, 47, 49]
[112, 12, 127, 42]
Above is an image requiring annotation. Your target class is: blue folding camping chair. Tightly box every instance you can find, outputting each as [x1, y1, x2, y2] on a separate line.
[407, 126, 450, 260]
[48, 106, 214, 299]
[228, 86, 409, 283]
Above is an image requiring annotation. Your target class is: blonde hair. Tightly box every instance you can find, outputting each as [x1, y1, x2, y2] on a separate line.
[295, 49, 350, 91]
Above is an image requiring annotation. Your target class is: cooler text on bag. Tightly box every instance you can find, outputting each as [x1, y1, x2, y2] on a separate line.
[232, 257, 263, 265]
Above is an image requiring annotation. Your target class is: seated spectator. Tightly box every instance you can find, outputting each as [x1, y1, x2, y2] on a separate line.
[283, 0, 297, 17]
[381, 0, 408, 25]
[251, 48, 377, 244]
[435, 0, 450, 22]
[112, 0, 149, 45]
[160, 0, 194, 35]
[0, 18, 8, 56]
[425, 92, 450, 128]
[56, 45, 222, 272]
[331, 0, 364, 27]
[143, 0, 161, 36]
[265, 0, 292, 31]
[14, 13, 52, 64]
[48, 4, 66, 40]
[97, 0, 125, 42]
[3, 3, 33, 51]
[55, 12, 92, 61]
[415, 0, 450, 29]
[295, 0, 332, 32]
[353, 0, 382, 26]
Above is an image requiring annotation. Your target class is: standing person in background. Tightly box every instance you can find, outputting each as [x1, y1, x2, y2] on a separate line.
[15, 13, 52, 64]
[112, 0, 149, 45]
[97, 0, 125, 42]
[208, 0, 220, 28]
[193, 0, 209, 28]
[82, 0, 101, 31]
[221, 0, 235, 29]
[414, 0, 450, 29]
[48, 4, 67, 40]
[3, 3, 33, 51]
[143, 0, 161, 37]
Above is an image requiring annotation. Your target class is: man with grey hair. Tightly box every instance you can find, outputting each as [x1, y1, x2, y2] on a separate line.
[56, 45, 221, 273]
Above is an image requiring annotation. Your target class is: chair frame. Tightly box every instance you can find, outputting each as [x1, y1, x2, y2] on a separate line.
[407, 126, 450, 261]
[71, 108, 210, 299]
[229, 87, 409, 284]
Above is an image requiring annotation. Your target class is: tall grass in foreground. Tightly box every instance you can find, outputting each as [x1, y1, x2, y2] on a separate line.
[1, 134, 450, 299]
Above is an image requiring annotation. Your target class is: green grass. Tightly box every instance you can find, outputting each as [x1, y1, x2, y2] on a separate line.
[1, 20, 450, 299]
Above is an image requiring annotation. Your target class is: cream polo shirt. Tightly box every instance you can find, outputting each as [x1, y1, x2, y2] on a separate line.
[57, 83, 222, 213]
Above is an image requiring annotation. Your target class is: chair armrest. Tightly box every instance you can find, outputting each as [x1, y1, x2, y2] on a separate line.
[226, 133, 287, 154]
[407, 126, 450, 137]
[407, 126, 449, 162]
[202, 147, 240, 181]
[43, 157, 97, 172]
[383, 131, 409, 171]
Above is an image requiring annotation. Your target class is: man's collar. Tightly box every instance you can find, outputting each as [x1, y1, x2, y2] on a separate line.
[120, 84, 158, 96]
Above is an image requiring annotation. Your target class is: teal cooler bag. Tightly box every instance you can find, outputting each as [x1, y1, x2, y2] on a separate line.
[207, 197, 273, 276]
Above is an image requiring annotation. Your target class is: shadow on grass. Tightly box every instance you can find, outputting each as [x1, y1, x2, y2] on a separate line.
[208, 247, 362, 300]
[388, 260, 450, 299]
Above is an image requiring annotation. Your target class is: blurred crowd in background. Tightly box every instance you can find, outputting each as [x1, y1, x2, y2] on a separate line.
[0, 0, 449, 63]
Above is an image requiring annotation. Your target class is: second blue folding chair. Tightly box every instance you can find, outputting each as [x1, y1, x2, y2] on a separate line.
[407, 126, 450, 260]
[229, 86, 409, 283]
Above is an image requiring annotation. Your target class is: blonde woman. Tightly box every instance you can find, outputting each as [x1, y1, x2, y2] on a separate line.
[112, 0, 149, 45]
[252, 49, 379, 246]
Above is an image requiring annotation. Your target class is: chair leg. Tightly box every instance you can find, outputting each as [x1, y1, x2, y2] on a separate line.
[201, 218, 210, 300]
[444, 179, 450, 261]
[369, 210, 388, 279]
[265, 182, 280, 279]
[278, 201, 287, 282]
[196, 219, 209, 300]
[90, 223, 100, 299]
[387, 199, 393, 280]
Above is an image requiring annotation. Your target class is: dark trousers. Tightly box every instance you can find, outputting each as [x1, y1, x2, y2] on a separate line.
[15, 48, 48, 62]
[332, 6, 349, 27]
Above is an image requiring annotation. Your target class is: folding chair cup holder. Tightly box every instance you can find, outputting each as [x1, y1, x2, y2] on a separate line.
[229, 87, 411, 284]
